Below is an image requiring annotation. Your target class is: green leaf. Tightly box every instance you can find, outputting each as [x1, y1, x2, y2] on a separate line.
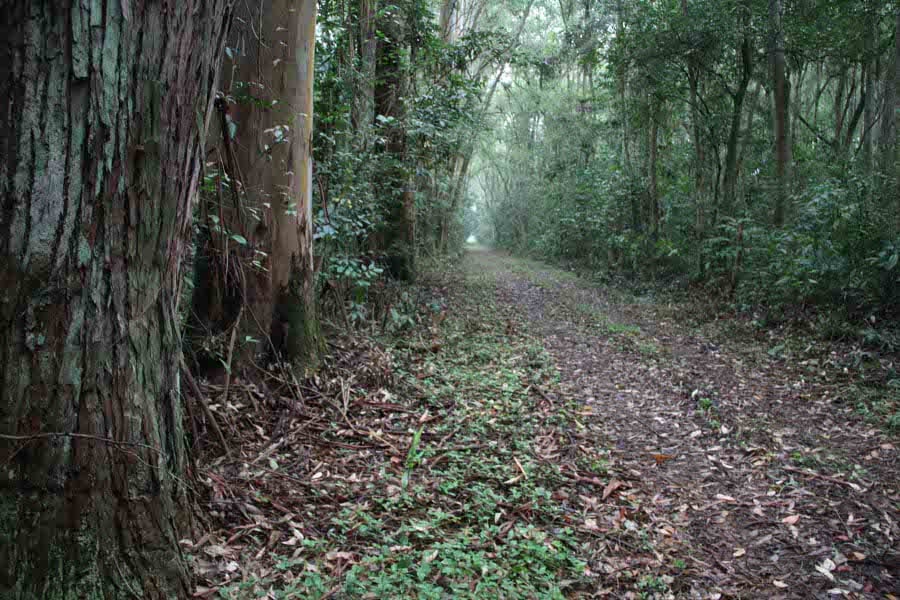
[230, 234, 248, 245]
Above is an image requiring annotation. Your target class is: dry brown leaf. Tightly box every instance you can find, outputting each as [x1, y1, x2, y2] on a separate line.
[652, 453, 675, 465]
[602, 479, 624, 500]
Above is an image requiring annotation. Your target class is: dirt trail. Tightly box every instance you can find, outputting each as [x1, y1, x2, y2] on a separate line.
[467, 247, 899, 599]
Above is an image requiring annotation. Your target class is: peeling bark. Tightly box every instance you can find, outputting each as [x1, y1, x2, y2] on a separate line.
[0, 1, 229, 597]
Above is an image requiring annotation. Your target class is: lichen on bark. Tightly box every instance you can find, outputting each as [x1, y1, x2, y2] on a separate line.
[0, 1, 230, 597]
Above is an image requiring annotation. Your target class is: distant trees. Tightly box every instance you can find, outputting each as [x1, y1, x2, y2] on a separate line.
[0, 0, 545, 594]
[481, 0, 900, 313]
[0, 1, 230, 596]
[311, 0, 531, 284]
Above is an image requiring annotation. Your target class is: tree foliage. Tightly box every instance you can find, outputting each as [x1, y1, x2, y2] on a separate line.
[478, 0, 900, 317]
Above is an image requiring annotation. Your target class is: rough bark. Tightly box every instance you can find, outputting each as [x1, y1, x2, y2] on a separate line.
[0, 1, 229, 597]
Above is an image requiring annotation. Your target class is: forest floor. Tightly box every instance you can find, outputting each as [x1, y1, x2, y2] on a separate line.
[192, 247, 899, 599]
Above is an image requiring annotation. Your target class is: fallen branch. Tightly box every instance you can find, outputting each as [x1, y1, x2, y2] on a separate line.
[781, 465, 863, 491]
[181, 356, 231, 456]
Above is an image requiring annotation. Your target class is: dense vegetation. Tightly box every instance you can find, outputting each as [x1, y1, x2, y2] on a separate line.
[2, 0, 898, 596]
[475, 0, 899, 325]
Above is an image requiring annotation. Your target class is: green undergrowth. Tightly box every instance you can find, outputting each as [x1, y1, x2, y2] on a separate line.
[217, 259, 592, 598]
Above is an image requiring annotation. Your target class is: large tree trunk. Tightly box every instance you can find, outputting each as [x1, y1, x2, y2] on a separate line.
[204, 0, 321, 367]
[0, 1, 229, 597]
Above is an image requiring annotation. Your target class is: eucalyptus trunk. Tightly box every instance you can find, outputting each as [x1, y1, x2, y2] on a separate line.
[0, 1, 229, 597]
[353, 0, 378, 139]
[273, 0, 323, 366]
[205, 0, 321, 367]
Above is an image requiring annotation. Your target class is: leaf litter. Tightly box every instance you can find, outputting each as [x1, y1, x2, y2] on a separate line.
[189, 248, 899, 598]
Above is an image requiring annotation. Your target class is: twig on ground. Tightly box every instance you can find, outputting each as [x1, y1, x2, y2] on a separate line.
[181, 356, 230, 456]
[782, 465, 864, 491]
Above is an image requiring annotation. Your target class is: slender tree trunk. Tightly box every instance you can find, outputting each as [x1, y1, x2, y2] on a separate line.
[437, 0, 534, 256]
[353, 0, 378, 139]
[884, 9, 900, 229]
[440, 0, 459, 43]
[683, 0, 707, 275]
[862, 3, 876, 172]
[0, 1, 229, 597]
[648, 99, 661, 238]
[881, 11, 899, 168]
[722, 0, 753, 216]
[835, 65, 848, 145]
[374, 11, 417, 279]
[273, 0, 323, 365]
[770, 0, 790, 226]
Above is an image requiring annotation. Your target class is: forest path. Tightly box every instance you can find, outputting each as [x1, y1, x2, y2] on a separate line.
[464, 246, 899, 598]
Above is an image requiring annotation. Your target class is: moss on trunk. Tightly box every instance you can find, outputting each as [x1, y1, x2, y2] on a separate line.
[0, 1, 230, 597]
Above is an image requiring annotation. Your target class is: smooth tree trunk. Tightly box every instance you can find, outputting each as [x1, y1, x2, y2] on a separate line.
[0, 1, 229, 597]
[204, 0, 321, 367]
[273, 0, 323, 366]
